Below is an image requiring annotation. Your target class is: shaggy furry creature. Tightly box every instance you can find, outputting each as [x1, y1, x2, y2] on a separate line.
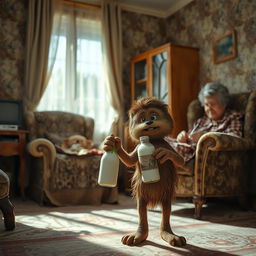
[103, 97, 186, 247]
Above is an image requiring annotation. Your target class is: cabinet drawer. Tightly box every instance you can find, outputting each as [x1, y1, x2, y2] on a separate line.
[0, 142, 19, 156]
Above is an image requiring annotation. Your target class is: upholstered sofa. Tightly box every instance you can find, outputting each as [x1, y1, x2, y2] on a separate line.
[25, 111, 118, 206]
[175, 91, 256, 218]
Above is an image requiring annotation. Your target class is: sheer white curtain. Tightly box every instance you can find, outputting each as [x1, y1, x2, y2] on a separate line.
[37, 4, 116, 145]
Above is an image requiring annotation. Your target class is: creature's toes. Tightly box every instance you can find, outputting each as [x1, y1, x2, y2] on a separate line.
[179, 236, 186, 246]
[127, 235, 137, 245]
[121, 233, 147, 246]
[121, 235, 129, 245]
[161, 231, 186, 247]
[171, 236, 186, 247]
[121, 235, 136, 245]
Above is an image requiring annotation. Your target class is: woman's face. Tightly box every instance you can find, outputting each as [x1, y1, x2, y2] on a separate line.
[204, 94, 227, 121]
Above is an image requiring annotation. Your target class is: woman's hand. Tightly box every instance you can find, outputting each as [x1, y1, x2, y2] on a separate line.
[177, 130, 189, 143]
[188, 131, 205, 143]
[103, 134, 122, 152]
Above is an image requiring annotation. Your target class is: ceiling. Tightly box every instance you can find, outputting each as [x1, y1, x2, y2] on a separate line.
[84, 0, 194, 18]
[118, 0, 194, 18]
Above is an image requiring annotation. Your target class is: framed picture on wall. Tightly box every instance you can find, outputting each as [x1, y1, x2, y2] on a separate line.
[213, 30, 237, 64]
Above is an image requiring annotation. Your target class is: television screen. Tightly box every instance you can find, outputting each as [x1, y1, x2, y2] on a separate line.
[0, 99, 23, 129]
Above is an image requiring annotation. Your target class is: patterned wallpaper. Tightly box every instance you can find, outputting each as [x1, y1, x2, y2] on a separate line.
[121, 11, 168, 113]
[0, 0, 26, 99]
[122, 0, 256, 112]
[166, 0, 256, 93]
[0, 0, 255, 109]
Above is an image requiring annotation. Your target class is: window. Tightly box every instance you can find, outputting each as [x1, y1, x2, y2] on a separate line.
[38, 5, 115, 144]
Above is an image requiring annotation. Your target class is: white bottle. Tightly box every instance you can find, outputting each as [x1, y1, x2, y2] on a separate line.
[138, 136, 160, 183]
[98, 149, 120, 187]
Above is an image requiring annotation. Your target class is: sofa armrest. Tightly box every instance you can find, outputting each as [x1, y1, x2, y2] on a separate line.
[27, 138, 56, 170]
[198, 132, 251, 152]
[194, 132, 250, 197]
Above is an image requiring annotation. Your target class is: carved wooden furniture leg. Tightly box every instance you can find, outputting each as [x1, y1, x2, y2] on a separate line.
[193, 196, 205, 219]
[0, 197, 15, 230]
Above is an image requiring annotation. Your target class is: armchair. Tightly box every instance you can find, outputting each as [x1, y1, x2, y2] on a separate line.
[25, 111, 118, 206]
[176, 91, 256, 218]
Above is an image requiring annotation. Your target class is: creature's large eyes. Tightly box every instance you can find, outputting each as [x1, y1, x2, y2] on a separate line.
[140, 117, 146, 123]
[150, 114, 157, 121]
[140, 116, 146, 123]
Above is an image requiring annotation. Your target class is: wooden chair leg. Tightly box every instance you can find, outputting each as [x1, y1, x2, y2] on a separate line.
[0, 197, 15, 231]
[192, 196, 205, 219]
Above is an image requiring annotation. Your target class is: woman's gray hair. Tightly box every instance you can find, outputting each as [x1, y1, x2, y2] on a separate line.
[198, 82, 230, 106]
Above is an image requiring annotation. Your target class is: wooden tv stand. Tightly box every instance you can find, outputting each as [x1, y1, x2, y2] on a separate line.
[0, 130, 28, 199]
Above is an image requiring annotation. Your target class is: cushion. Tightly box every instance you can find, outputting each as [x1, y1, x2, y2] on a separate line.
[44, 132, 102, 156]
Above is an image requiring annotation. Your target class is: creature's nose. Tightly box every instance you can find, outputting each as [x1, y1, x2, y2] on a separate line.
[145, 120, 153, 125]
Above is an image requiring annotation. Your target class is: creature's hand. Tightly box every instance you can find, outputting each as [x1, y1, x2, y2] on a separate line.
[154, 147, 184, 167]
[103, 134, 122, 152]
[177, 130, 189, 143]
[153, 147, 175, 164]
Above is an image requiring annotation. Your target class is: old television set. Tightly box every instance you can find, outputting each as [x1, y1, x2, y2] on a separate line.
[0, 99, 23, 130]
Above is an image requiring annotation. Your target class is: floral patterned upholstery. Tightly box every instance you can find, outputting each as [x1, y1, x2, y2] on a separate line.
[176, 92, 256, 218]
[25, 111, 118, 206]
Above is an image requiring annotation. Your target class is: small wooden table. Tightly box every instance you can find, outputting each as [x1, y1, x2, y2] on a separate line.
[0, 130, 28, 199]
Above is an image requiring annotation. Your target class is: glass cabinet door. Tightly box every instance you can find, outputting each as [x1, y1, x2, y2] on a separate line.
[152, 51, 168, 103]
[134, 60, 147, 100]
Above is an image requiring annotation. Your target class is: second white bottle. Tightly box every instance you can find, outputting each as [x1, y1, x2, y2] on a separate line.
[138, 136, 160, 183]
[98, 149, 119, 187]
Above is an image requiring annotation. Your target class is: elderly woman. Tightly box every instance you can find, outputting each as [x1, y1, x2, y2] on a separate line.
[156, 82, 244, 166]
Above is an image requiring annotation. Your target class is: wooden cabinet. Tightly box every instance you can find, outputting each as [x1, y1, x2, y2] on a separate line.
[130, 42, 199, 137]
[124, 43, 199, 195]
[0, 130, 28, 199]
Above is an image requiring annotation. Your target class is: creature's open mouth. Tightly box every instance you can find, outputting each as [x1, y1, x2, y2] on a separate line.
[143, 126, 159, 132]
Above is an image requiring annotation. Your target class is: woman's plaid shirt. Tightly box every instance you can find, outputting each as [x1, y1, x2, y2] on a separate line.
[164, 109, 244, 162]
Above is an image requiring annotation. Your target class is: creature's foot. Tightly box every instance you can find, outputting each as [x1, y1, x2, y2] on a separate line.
[161, 230, 186, 247]
[121, 230, 148, 245]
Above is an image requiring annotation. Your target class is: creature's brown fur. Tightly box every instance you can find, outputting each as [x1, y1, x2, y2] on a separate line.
[103, 96, 186, 247]
[131, 139, 177, 209]
[128, 97, 177, 208]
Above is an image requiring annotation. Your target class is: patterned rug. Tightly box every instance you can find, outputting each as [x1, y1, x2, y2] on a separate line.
[0, 194, 256, 256]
